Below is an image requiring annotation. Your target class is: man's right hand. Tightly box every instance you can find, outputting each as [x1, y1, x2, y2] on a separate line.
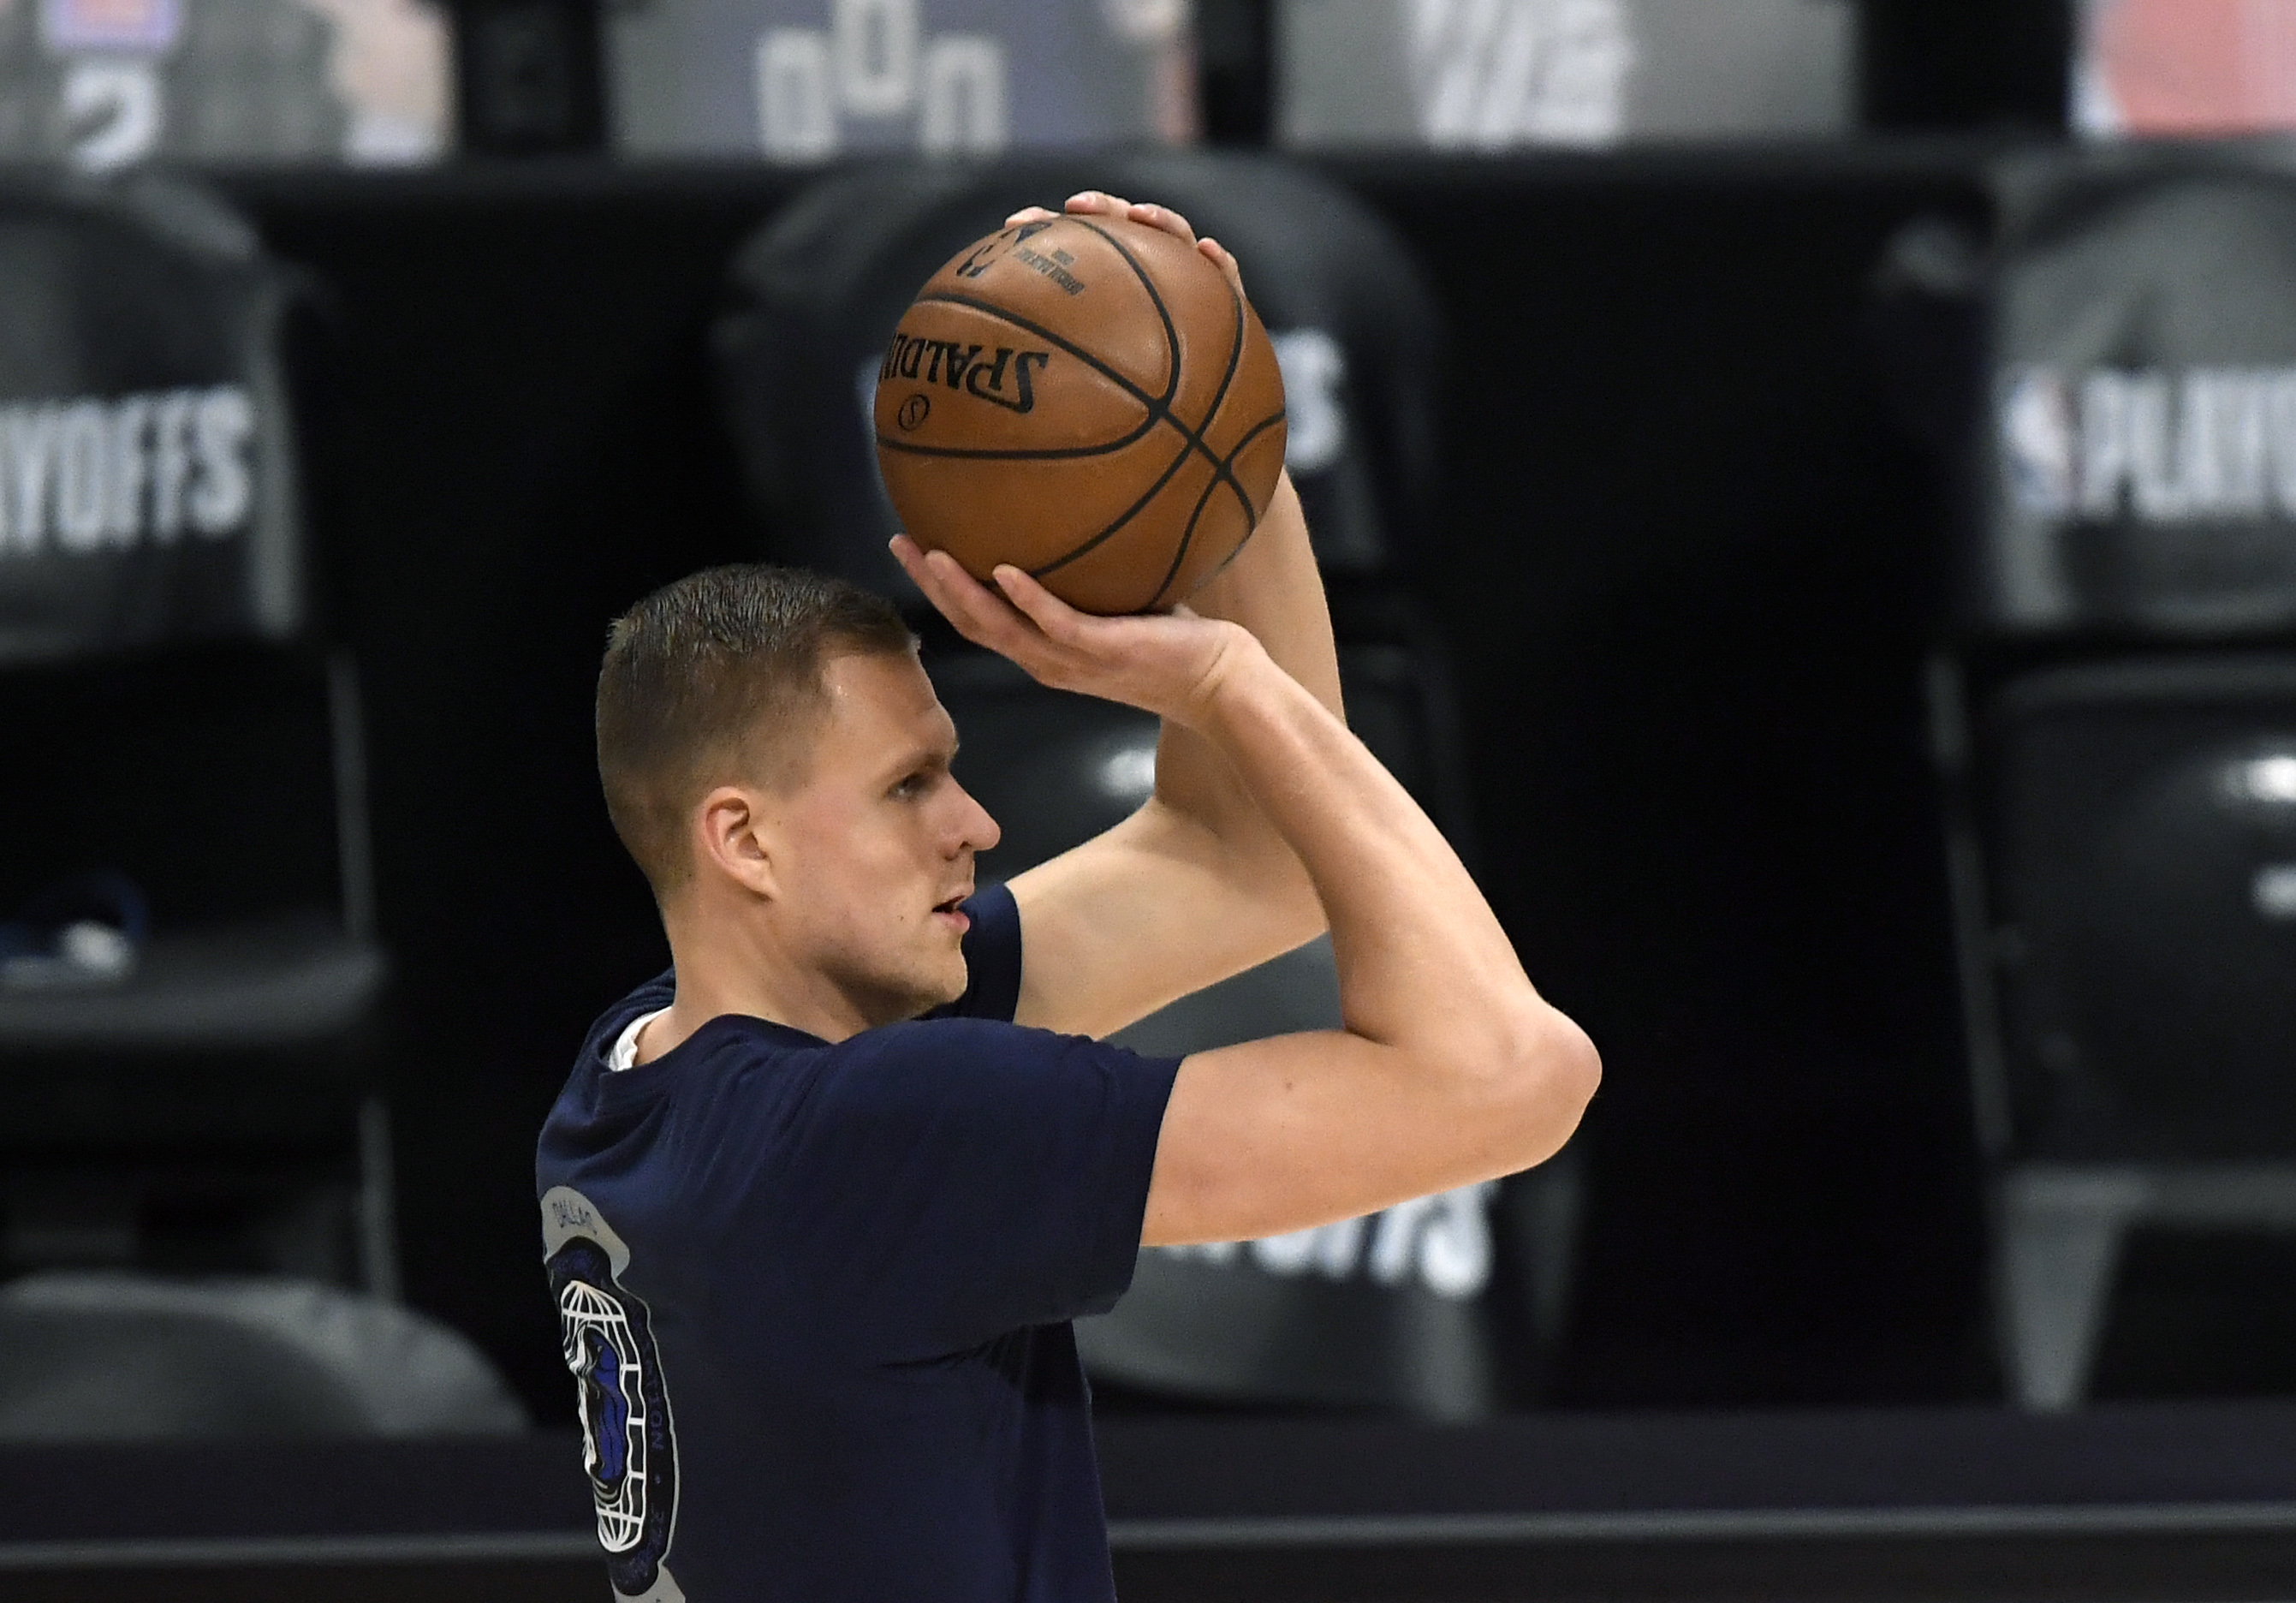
[890, 536, 1260, 732]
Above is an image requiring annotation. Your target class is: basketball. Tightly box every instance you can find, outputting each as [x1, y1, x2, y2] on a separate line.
[873, 212, 1288, 616]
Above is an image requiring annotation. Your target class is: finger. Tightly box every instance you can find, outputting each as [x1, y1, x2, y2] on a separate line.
[1002, 205, 1058, 227]
[1199, 236, 1246, 300]
[1128, 200, 1197, 247]
[1065, 189, 1133, 218]
[991, 564, 1097, 647]
[931, 556, 1100, 683]
[897, 542, 1024, 648]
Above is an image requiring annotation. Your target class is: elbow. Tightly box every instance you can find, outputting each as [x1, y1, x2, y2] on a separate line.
[1490, 1003, 1600, 1168]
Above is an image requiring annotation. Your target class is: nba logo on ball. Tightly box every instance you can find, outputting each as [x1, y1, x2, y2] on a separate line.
[874, 212, 1288, 616]
[543, 1187, 684, 1603]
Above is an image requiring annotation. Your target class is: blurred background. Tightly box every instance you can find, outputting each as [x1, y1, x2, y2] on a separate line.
[13, 0, 2296, 1598]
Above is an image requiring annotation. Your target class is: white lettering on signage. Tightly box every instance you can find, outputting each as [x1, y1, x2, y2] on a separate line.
[1408, 0, 1633, 152]
[2001, 363, 2296, 524]
[0, 385, 254, 560]
[62, 58, 164, 172]
[755, 0, 1008, 159]
[1271, 328, 1348, 476]
[1156, 1181, 1497, 1300]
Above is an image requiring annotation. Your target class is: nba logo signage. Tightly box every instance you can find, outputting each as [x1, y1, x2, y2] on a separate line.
[1988, 361, 2296, 629]
[1997, 363, 2296, 525]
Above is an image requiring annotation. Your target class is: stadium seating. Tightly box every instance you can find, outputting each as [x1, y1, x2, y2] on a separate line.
[1883, 147, 2296, 1407]
[0, 1271, 525, 1439]
[0, 176, 396, 1315]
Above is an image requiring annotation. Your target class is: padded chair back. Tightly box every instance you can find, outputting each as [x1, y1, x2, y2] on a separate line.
[0, 174, 306, 668]
[0, 175, 350, 931]
[0, 178, 386, 1296]
[716, 152, 1443, 599]
[1986, 657, 2296, 1161]
[1877, 150, 2296, 1167]
[0, 1271, 526, 1439]
[1972, 151, 2296, 638]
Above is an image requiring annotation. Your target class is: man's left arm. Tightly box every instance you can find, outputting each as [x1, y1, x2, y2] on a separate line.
[1006, 466, 1343, 1039]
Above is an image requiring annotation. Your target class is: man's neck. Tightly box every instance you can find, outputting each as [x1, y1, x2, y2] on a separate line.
[643, 902, 872, 1063]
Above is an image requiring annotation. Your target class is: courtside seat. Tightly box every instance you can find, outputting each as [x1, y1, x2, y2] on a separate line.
[0, 1272, 525, 1440]
[721, 156, 1559, 1415]
[1880, 148, 2296, 1407]
[0, 913, 384, 1055]
[0, 176, 398, 1296]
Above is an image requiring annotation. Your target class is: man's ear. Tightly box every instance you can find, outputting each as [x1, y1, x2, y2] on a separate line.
[695, 784, 781, 900]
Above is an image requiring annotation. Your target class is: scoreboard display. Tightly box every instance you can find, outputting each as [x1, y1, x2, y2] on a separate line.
[0, 0, 451, 168]
[1277, 0, 1854, 151]
[609, 0, 1198, 159]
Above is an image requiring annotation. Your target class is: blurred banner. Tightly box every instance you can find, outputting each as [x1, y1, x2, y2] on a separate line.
[0, 0, 452, 169]
[0, 180, 305, 666]
[2077, 0, 2296, 139]
[609, 0, 1198, 160]
[1276, 0, 1853, 151]
[1983, 157, 2296, 633]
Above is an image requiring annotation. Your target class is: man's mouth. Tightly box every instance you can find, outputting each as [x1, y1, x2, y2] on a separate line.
[932, 891, 971, 932]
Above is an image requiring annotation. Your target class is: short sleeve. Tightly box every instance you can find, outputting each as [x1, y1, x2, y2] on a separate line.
[933, 882, 1022, 1023]
[780, 1017, 1180, 1361]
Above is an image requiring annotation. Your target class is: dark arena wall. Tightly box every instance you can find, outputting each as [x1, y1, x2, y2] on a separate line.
[203, 146, 1996, 1423]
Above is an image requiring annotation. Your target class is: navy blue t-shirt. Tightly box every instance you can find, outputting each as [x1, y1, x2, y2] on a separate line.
[536, 885, 1181, 1603]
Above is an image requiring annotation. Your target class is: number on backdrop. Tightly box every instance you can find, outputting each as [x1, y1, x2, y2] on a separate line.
[836, 0, 918, 115]
[62, 59, 163, 171]
[752, 0, 1008, 158]
[757, 29, 838, 158]
[919, 35, 1007, 155]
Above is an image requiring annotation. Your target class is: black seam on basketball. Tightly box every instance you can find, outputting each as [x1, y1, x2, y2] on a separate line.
[1065, 218, 1182, 410]
[912, 291, 1169, 416]
[1142, 408, 1286, 609]
[1169, 275, 1255, 532]
[1218, 408, 1288, 488]
[909, 274, 1250, 508]
[1026, 427, 1205, 581]
[1144, 456, 1228, 611]
[875, 406, 1162, 461]
[902, 236, 1268, 597]
[1031, 241, 1255, 522]
[897, 292, 1226, 580]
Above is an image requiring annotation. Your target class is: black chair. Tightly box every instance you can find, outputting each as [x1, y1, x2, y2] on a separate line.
[1882, 148, 2296, 1407]
[0, 1270, 525, 1439]
[718, 155, 1575, 1414]
[0, 176, 394, 1298]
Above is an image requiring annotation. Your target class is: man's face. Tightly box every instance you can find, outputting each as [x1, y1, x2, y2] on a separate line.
[769, 650, 1001, 1028]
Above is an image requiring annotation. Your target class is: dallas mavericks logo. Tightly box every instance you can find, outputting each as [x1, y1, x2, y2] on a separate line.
[542, 1186, 682, 1603]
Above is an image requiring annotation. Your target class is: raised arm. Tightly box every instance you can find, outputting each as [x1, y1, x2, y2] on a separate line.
[894, 550, 1599, 1248]
[946, 190, 1343, 1042]
[995, 468, 1335, 1040]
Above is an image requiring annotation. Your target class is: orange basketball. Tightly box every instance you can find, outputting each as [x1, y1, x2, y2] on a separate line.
[873, 213, 1288, 616]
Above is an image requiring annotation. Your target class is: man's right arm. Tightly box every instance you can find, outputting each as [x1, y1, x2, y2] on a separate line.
[897, 548, 1600, 1248]
[1135, 626, 1597, 1244]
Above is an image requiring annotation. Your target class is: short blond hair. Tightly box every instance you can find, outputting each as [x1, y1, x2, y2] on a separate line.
[595, 563, 913, 896]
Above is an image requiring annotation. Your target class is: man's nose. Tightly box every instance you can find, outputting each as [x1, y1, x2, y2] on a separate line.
[954, 782, 1002, 855]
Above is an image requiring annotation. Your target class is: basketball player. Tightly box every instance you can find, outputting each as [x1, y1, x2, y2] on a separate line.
[538, 192, 1599, 1603]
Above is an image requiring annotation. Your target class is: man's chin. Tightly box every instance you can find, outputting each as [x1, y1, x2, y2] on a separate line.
[848, 961, 967, 1028]
[822, 938, 971, 1029]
